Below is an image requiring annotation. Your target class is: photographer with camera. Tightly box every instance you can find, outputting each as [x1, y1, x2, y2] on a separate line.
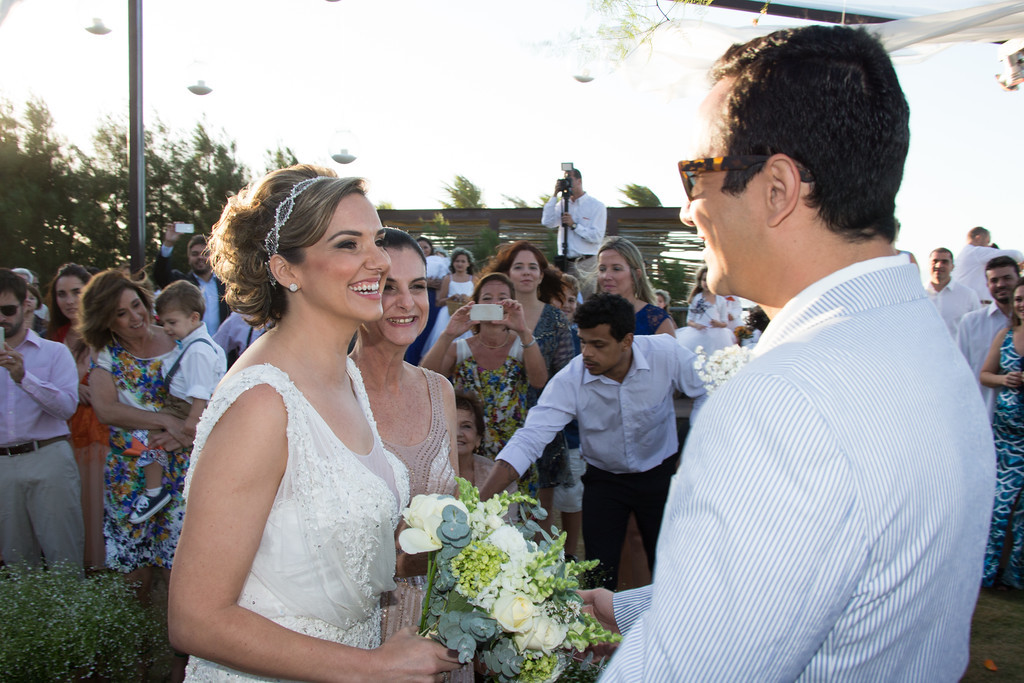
[541, 165, 606, 281]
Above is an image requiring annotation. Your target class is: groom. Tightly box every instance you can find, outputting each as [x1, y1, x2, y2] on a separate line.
[587, 26, 995, 681]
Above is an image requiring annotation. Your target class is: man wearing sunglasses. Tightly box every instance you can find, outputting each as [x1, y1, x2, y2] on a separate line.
[586, 26, 994, 682]
[0, 269, 83, 570]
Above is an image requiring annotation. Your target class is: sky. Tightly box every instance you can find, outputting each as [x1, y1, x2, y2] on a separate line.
[1, 0, 1021, 270]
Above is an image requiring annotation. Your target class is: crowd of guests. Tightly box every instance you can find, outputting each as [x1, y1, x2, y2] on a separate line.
[2, 162, 1022, 678]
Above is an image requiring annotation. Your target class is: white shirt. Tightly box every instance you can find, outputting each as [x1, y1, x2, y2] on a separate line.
[956, 302, 1011, 416]
[604, 256, 995, 682]
[165, 325, 227, 403]
[926, 279, 981, 337]
[496, 334, 705, 476]
[541, 193, 607, 258]
[952, 243, 1023, 303]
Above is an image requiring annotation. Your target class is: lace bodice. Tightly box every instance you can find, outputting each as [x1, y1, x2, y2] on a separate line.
[183, 363, 410, 681]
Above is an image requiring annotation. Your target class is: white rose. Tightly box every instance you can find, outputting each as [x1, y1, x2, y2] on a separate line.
[397, 526, 442, 553]
[399, 494, 469, 554]
[491, 592, 536, 633]
[486, 525, 528, 557]
[513, 615, 568, 654]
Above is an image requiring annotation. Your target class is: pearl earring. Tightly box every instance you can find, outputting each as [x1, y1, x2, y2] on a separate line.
[288, 283, 299, 292]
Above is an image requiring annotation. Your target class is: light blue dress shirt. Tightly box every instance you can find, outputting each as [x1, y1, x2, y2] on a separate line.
[603, 256, 996, 682]
[497, 334, 705, 476]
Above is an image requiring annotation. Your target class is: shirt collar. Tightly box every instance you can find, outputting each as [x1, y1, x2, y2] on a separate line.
[580, 337, 648, 385]
[176, 325, 207, 347]
[14, 328, 43, 350]
[756, 254, 908, 355]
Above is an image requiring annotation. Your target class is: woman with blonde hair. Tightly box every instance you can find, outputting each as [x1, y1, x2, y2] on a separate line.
[594, 236, 675, 336]
[168, 165, 458, 680]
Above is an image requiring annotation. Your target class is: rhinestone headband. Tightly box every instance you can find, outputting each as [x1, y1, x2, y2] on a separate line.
[265, 176, 330, 283]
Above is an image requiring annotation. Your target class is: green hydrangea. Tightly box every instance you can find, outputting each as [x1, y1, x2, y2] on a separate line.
[451, 541, 508, 598]
[518, 652, 559, 683]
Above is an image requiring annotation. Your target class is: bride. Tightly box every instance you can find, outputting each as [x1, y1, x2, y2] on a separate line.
[168, 165, 459, 681]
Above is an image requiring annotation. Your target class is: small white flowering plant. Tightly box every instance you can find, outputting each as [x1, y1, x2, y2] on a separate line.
[694, 344, 754, 394]
[398, 478, 620, 683]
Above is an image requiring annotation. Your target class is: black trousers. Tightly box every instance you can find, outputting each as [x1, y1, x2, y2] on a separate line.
[581, 454, 678, 590]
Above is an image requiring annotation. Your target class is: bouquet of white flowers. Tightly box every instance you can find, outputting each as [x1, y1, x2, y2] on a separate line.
[398, 478, 620, 683]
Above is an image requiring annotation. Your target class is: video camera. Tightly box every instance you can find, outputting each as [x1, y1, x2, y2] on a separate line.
[555, 162, 575, 195]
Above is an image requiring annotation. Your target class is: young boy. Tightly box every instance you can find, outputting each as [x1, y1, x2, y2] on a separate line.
[126, 280, 226, 523]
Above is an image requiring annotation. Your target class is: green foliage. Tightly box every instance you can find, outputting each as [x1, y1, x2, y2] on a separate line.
[0, 97, 249, 280]
[502, 194, 531, 209]
[262, 145, 300, 174]
[618, 183, 662, 207]
[0, 564, 162, 682]
[441, 175, 486, 209]
[418, 212, 454, 254]
[375, 200, 395, 210]
[471, 226, 502, 265]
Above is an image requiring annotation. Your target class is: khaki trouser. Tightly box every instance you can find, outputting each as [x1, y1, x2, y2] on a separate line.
[0, 439, 85, 569]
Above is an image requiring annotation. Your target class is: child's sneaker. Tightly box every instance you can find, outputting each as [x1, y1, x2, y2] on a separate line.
[128, 489, 172, 524]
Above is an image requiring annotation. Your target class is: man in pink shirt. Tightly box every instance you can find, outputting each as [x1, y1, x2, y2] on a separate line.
[0, 268, 83, 569]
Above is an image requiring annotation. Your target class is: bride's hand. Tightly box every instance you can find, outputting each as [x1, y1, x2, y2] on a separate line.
[371, 627, 460, 681]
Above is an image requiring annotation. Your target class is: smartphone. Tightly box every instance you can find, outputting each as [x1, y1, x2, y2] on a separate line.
[0, 326, 5, 348]
[174, 222, 195, 234]
[561, 162, 575, 172]
[469, 304, 503, 321]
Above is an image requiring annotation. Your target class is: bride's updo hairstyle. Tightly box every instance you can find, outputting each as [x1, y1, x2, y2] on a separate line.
[209, 164, 367, 327]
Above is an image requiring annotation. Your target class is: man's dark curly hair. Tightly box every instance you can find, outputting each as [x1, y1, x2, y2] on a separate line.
[710, 26, 909, 243]
[575, 293, 635, 341]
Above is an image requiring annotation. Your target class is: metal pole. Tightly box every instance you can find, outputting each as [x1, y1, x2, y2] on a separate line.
[128, 0, 145, 273]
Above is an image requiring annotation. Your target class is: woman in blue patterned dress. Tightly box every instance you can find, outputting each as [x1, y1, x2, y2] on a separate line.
[980, 279, 1024, 588]
[80, 271, 190, 582]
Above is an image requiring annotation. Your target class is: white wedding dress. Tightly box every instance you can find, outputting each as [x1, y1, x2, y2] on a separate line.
[183, 363, 410, 682]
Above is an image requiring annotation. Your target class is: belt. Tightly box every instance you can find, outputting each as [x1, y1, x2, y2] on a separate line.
[0, 436, 69, 456]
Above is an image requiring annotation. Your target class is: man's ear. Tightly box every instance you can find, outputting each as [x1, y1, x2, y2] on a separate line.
[763, 154, 805, 228]
[622, 332, 634, 350]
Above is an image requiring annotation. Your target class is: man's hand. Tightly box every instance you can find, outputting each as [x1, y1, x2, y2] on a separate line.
[579, 588, 621, 659]
[162, 222, 183, 248]
[0, 343, 25, 383]
[561, 212, 574, 229]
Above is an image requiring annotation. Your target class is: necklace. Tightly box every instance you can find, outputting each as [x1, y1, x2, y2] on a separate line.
[478, 331, 512, 349]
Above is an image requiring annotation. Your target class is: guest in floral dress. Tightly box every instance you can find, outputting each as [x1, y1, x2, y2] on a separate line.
[483, 241, 574, 515]
[78, 273, 191, 577]
[421, 273, 547, 469]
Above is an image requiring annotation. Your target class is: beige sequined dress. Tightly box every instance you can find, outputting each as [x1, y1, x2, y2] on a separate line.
[379, 368, 457, 640]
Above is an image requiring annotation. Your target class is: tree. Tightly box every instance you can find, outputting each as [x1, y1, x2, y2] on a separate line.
[263, 145, 300, 174]
[618, 183, 662, 207]
[0, 98, 248, 280]
[502, 194, 531, 209]
[440, 175, 486, 209]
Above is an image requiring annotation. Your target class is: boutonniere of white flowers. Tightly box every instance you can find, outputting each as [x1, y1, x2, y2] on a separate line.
[694, 345, 753, 394]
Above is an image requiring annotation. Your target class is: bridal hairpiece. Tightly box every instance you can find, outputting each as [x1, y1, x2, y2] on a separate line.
[265, 176, 330, 283]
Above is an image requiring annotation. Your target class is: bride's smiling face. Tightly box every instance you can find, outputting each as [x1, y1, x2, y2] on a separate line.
[366, 246, 429, 347]
[287, 194, 389, 325]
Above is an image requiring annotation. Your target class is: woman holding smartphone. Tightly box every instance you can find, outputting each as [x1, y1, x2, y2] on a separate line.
[420, 272, 546, 460]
